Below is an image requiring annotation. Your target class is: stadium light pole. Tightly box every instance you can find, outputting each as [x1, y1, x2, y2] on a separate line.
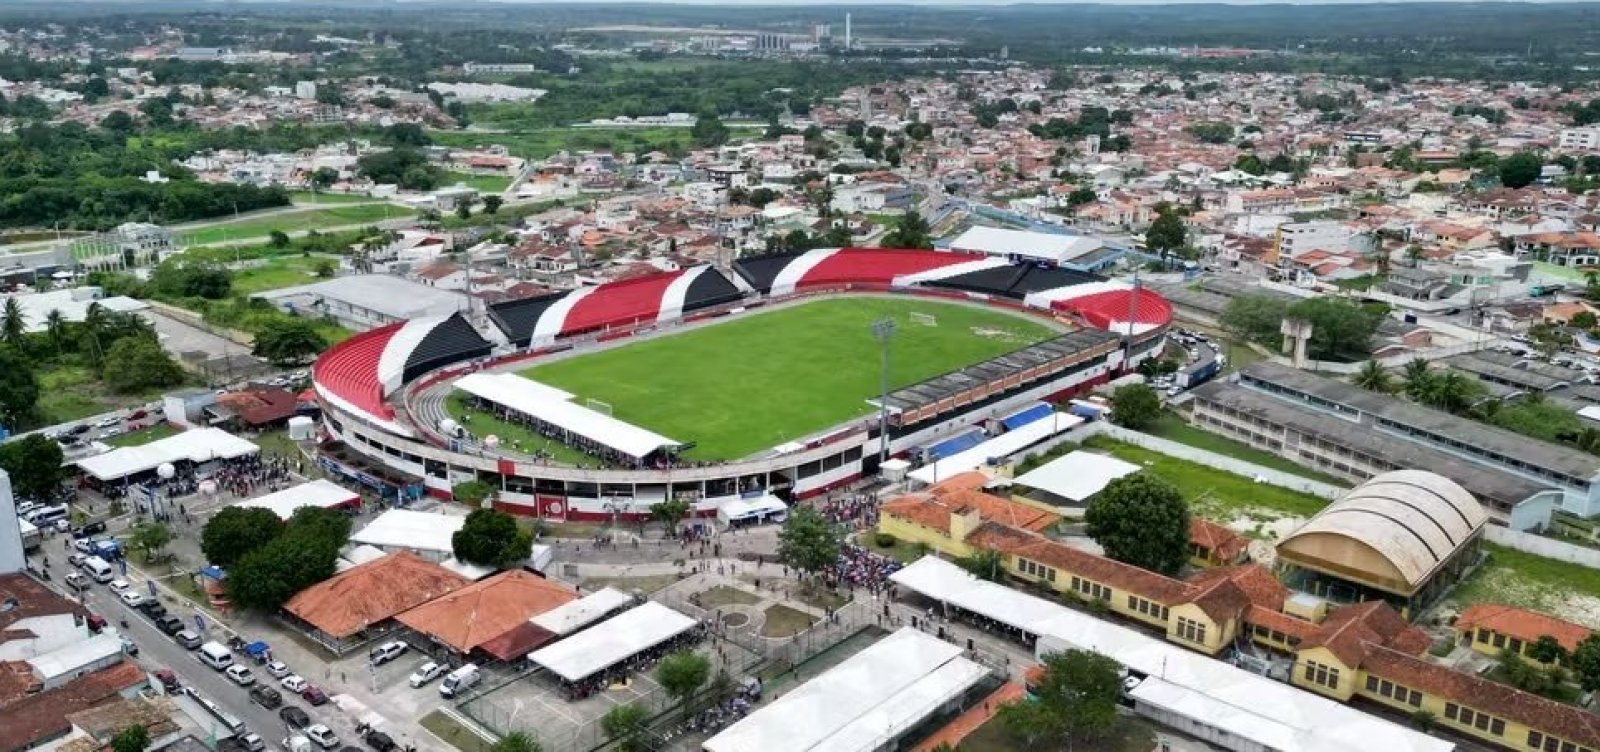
[870, 317, 897, 464]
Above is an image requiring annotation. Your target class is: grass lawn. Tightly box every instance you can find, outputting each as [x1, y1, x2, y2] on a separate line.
[105, 423, 183, 447]
[521, 298, 1056, 460]
[1143, 412, 1350, 485]
[443, 171, 513, 194]
[419, 710, 494, 752]
[760, 604, 816, 637]
[1082, 435, 1331, 520]
[36, 364, 168, 427]
[958, 715, 1156, 752]
[252, 430, 308, 464]
[443, 392, 610, 465]
[858, 531, 930, 564]
[289, 191, 375, 205]
[695, 585, 763, 608]
[1449, 542, 1600, 619]
[176, 205, 413, 247]
[229, 256, 336, 296]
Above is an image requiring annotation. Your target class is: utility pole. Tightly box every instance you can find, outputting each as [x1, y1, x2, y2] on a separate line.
[870, 317, 897, 463]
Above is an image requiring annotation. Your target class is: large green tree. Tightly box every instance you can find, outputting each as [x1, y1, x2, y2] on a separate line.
[451, 508, 534, 568]
[1570, 633, 1600, 691]
[1351, 360, 1394, 393]
[102, 337, 186, 393]
[1084, 473, 1190, 575]
[690, 113, 731, 148]
[1145, 210, 1188, 257]
[110, 725, 150, 752]
[0, 346, 38, 429]
[600, 703, 650, 752]
[1498, 151, 1542, 189]
[997, 650, 1122, 746]
[1220, 294, 1289, 346]
[0, 434, 67, 499]
[227, 531, 342, 611]
[0, 297, 28, 345]
[490, 732, 542, 752]
[881, 211, 933, 249]
[200, 506, 283, 568]
[1285, 297, 1386, 361]
[129, 522, 174, 563]
[656, 651, 711, 705]
[1109, 383, 1162, 430]
[777, 506, 844, 579]
[251, 318, 329, 366]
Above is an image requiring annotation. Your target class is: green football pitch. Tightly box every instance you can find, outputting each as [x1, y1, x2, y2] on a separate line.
[519, 297, 1059, 460]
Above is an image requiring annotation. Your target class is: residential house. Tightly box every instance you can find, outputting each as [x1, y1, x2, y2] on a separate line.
[1455, 604, 1592, 666]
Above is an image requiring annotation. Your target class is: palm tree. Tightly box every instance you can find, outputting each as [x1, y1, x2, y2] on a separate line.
[43, 309, 67, 355]
[1404, 244, 1426, 267]
[1401, 358, 1433, 400]
[1351, 360, 1393, 393]
[0, 297, 27, 345]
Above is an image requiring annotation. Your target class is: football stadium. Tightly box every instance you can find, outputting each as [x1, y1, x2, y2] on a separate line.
[311, 248, 1172, 521]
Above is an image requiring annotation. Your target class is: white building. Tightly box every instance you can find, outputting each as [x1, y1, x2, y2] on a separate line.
[0, 471, 21, 574]
[1559, 127, 1600, 152]
[1276, 220, 1364, 258]
[295, 81, 318, 101]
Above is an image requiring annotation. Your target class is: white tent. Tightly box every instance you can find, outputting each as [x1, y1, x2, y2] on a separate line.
[233, 479, 360, 520]
[530, 587, 635, 637]
[1004, 450, 1140, 503]
[889, 557, 1454, 752]
[702, 628, 988, 752]
[527, 601, 696, 683]
[76, 427, 258, 482]
[716, 496, 788, 526]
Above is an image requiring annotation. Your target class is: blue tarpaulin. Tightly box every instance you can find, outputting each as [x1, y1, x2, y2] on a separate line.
[927, 430, 985, 460]
[1002, 403, 1054, 431]
[244, 641, 271, 657]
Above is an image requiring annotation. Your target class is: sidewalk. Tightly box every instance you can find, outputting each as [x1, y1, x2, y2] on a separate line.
[911, 681, 1024, 752]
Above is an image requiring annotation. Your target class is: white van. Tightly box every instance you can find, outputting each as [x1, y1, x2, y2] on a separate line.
[82, 556, 114, 583]
[198, 641, 234, 670]
[27, 505, 67, 526]
[438, 664, 480, 698]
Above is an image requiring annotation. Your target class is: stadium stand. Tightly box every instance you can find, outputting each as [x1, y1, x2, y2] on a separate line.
[927, 265, 1103, 299]
[737, 248, 990, 295]
[488, 267, 744, 346]
[315, 314, 491, 434]
[1028, 282, 1173, 336]
[389, 313, 493, 387]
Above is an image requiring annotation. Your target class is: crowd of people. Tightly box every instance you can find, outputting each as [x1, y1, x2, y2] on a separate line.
[559, 620, 711, 700]
[823, 542, 903, 593]
[208, 454, 296, 498]
[818, 493, 880, 529]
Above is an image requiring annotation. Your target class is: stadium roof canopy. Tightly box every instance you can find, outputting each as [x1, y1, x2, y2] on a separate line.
[947, 226, 1107, 265]
[908, 414, 1083, 485]
[454, 372, 679, 460]
[702, 628, 988, 752]
[869, 329, 1119, 416]
[527, 601, 697, 683]
[76, 427, 259, 482]
[890, 557, 1454, 752]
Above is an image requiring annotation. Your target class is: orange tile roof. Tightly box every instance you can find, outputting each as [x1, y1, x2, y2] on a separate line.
[284, 551, 470, 639]
[881, 483, 1059, 536]
[1247, 605, 1321, 642]
[0, 660, 146, 752]
[1457, 604, 1593, 653]
[1362, 645, 1600, 748]
[1299, 600, 1431, 667]
[396, 569, 578, 654]
[968, 522, 1194, 604]
[1189, 519, 1248, 563]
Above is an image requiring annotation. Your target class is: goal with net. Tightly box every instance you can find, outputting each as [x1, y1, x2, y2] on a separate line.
[910, 312, 938, 327]
[585, 398, 614, 416]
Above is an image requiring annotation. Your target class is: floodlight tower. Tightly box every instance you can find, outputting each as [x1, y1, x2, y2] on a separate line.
[870, 317, 897, 464]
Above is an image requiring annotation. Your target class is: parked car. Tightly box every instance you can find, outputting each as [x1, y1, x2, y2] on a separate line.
[67, 553, 86, 568]
[119, 590, 147, 608]
[153, 669, 180, 693]
[73, 521, 107, 539]
[174, 629, 203, 649]
[364, 731, 396, 752]
[141, 602, 167, 620]
[120, 637, 139, 656]
[264, 660, 291, 679]
[155, 616, 185, 635]
[278, 706, 310, 729]
[280, 675, 308, 693]
[107, 579, 131, 595]
[249, 685, 283, 709]
[305, 725, 340, 750]
[301, 684, 329, 706]
[368, 641, 407, 665]
[225, 665, 256, 686]
[408, 662, 443, 688]
[64, 572, 88, 590]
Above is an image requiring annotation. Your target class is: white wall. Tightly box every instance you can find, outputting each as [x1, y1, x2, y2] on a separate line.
[0, 471, 22, 574]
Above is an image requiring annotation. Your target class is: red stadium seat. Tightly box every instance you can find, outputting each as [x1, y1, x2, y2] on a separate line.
[794, 249, 984, 289]
[312, 324, 401, 423]
[560, 270, 686, 335]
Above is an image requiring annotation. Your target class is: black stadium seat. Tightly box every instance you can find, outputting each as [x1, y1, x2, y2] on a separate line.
[402, 313, 493, 383]
[488, 292, 568, 347]
[732, 253, 805, 294]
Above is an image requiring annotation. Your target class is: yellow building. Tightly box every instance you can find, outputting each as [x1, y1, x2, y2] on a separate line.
[876, 472, 1060, 559]
[1455, 604, 1592, 666]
